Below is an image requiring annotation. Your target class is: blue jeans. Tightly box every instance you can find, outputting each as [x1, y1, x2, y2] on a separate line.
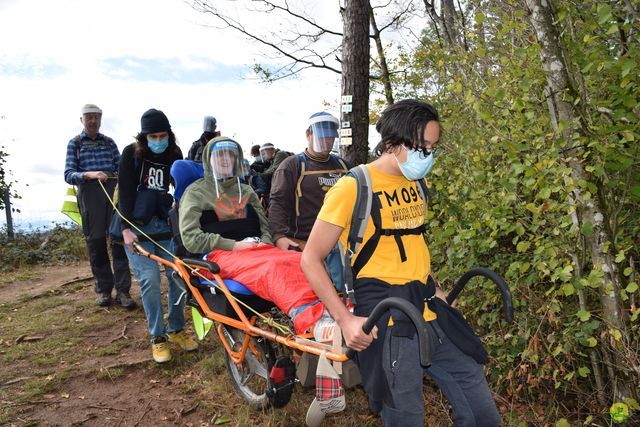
[124, 220, 185, 338]
[380, 320, 500, 427]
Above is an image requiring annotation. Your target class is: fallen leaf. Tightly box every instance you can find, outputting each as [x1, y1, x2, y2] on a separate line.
[46, 375, 55, 381]
[214, 415, 231, 425]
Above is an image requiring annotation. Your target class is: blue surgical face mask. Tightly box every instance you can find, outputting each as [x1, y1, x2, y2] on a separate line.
[394, 145, 436, 180]
[147, 136, 169, 154]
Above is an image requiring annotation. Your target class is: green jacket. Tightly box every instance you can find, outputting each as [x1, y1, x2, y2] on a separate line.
[179, 137, 272, 253]
[258, 149, 292, 178]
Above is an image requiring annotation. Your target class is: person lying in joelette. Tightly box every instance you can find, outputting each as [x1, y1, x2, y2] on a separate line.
[177, 137, 333, 335]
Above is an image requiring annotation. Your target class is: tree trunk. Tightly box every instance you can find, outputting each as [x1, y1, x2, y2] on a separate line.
[3, 189, 13, 239]
[526, 0, 629, 400]
[340, 0, 371, 166]
[370, 8, 394, 105]
[442, 0, 459, 45]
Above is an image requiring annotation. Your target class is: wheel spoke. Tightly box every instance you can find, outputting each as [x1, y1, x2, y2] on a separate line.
[240, 370, 254, 386]
[245, 351, 269, 380]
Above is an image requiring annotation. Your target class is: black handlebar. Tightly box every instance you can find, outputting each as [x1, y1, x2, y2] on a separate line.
[346, 297, 431, 367]
[182, 258, 220, 274]
[446, 267, 514, 323]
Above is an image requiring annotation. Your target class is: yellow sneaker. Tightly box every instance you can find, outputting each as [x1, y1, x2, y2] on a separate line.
[167, 330, 198, 351]
[151, 337, 172, 363]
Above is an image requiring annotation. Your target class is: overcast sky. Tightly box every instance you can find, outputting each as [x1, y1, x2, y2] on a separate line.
[0, 0, 356, 227]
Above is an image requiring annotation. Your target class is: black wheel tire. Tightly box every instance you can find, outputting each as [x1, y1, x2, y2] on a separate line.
[222, 327, 271, 409]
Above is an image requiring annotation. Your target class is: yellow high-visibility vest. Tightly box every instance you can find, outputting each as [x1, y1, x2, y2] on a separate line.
[61, 186, 82, 226]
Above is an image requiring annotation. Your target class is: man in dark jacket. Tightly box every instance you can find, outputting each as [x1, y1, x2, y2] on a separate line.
[249, 143, 293, 200]
[268, 112, 348, 288]
[268, 112, 348, 251]
[187, 116, 220, 162]
[256, 143, 292, 180]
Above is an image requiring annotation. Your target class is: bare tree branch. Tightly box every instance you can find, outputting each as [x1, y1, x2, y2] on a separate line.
[423, 0, 445, 48]
[255, 0, 343, 37]
[191, 0, 342, 80]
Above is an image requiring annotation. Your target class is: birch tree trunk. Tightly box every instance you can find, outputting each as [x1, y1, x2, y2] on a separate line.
[340, 0, 371, 166]
[526, 0, 629, 400]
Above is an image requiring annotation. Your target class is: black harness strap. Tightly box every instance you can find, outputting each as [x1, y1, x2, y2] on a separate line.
[352, 192, 426, 277]
[342, 165, 431, 305]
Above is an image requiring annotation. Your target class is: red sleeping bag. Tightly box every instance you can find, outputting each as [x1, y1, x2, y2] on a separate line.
[200, 245, 326, 334]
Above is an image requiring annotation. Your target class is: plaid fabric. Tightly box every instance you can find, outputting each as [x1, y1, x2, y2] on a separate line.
[315, 376, 345, 400]
[64, 131, 120, 185]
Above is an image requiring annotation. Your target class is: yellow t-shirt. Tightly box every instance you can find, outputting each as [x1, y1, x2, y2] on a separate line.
[318, 164, 436, 320]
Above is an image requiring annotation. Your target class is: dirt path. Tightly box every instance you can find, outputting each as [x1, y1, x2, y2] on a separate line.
[0, 262, 92, 301]
[1, 263, 480, 426]
[0, 263, 231, 426]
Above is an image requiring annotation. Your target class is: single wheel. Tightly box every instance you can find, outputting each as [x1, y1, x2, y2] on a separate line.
[222, 326, 271, 408]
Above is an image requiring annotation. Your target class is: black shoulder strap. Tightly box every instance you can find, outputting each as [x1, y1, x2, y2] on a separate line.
[344, 170, 431, 303]
[73, 135, 82, 159]
[416, 178, 431, 208]
[296, 152, 307, 179]
[330, 154, 349, 172]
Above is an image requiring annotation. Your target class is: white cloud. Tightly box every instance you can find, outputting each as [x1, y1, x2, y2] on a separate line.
[2, 0, 422, 228]
[0, 0, 348, 226]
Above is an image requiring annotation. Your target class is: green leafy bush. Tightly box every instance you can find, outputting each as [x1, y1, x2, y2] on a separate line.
[0, 224, 86, 272]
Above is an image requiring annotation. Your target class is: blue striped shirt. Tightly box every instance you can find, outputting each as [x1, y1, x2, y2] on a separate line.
[64, 131, 121, 185]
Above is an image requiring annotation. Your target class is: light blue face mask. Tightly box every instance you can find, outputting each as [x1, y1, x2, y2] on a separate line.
[147, 136, 169, 154]
[395, 145, 436, 180]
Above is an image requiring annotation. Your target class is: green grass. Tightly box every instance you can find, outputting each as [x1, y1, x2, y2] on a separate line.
[96, 367, 125, 381]
[21, 371, 69, 401]
[0, 268, 41, 286]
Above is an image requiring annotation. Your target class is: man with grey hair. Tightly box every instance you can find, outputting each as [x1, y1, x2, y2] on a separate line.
[64, 104, 134, 308]
[187, 115, 221, 162]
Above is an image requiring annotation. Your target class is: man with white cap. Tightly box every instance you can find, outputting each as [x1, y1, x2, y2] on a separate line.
[269, 112, 348, 247]
[64, 104, 134, 308]
[187, 115, 220, 162]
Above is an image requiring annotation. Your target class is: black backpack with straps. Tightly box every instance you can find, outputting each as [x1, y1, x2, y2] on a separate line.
[294, 152, 349, 217]
[341, 165, 431, 304]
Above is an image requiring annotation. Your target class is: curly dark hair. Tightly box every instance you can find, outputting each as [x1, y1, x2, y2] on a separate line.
[373, 99, 440, 157]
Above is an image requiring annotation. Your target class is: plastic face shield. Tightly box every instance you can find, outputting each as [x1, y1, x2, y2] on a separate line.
[259, 145, 275, 163]
[209, 141, 242, 180]
[242, 160, 251, 178]
[309, 115, 339, 154]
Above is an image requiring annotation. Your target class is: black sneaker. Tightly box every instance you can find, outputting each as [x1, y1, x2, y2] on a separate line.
[116, 292, 136, 310]
[96, 293, 112, 307]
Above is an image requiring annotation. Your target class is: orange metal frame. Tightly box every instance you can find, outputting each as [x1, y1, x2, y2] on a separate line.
[133, 243, 349, 364]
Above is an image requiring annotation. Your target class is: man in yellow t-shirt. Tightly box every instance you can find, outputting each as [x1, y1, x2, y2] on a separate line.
[301, 100, 499, 426]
